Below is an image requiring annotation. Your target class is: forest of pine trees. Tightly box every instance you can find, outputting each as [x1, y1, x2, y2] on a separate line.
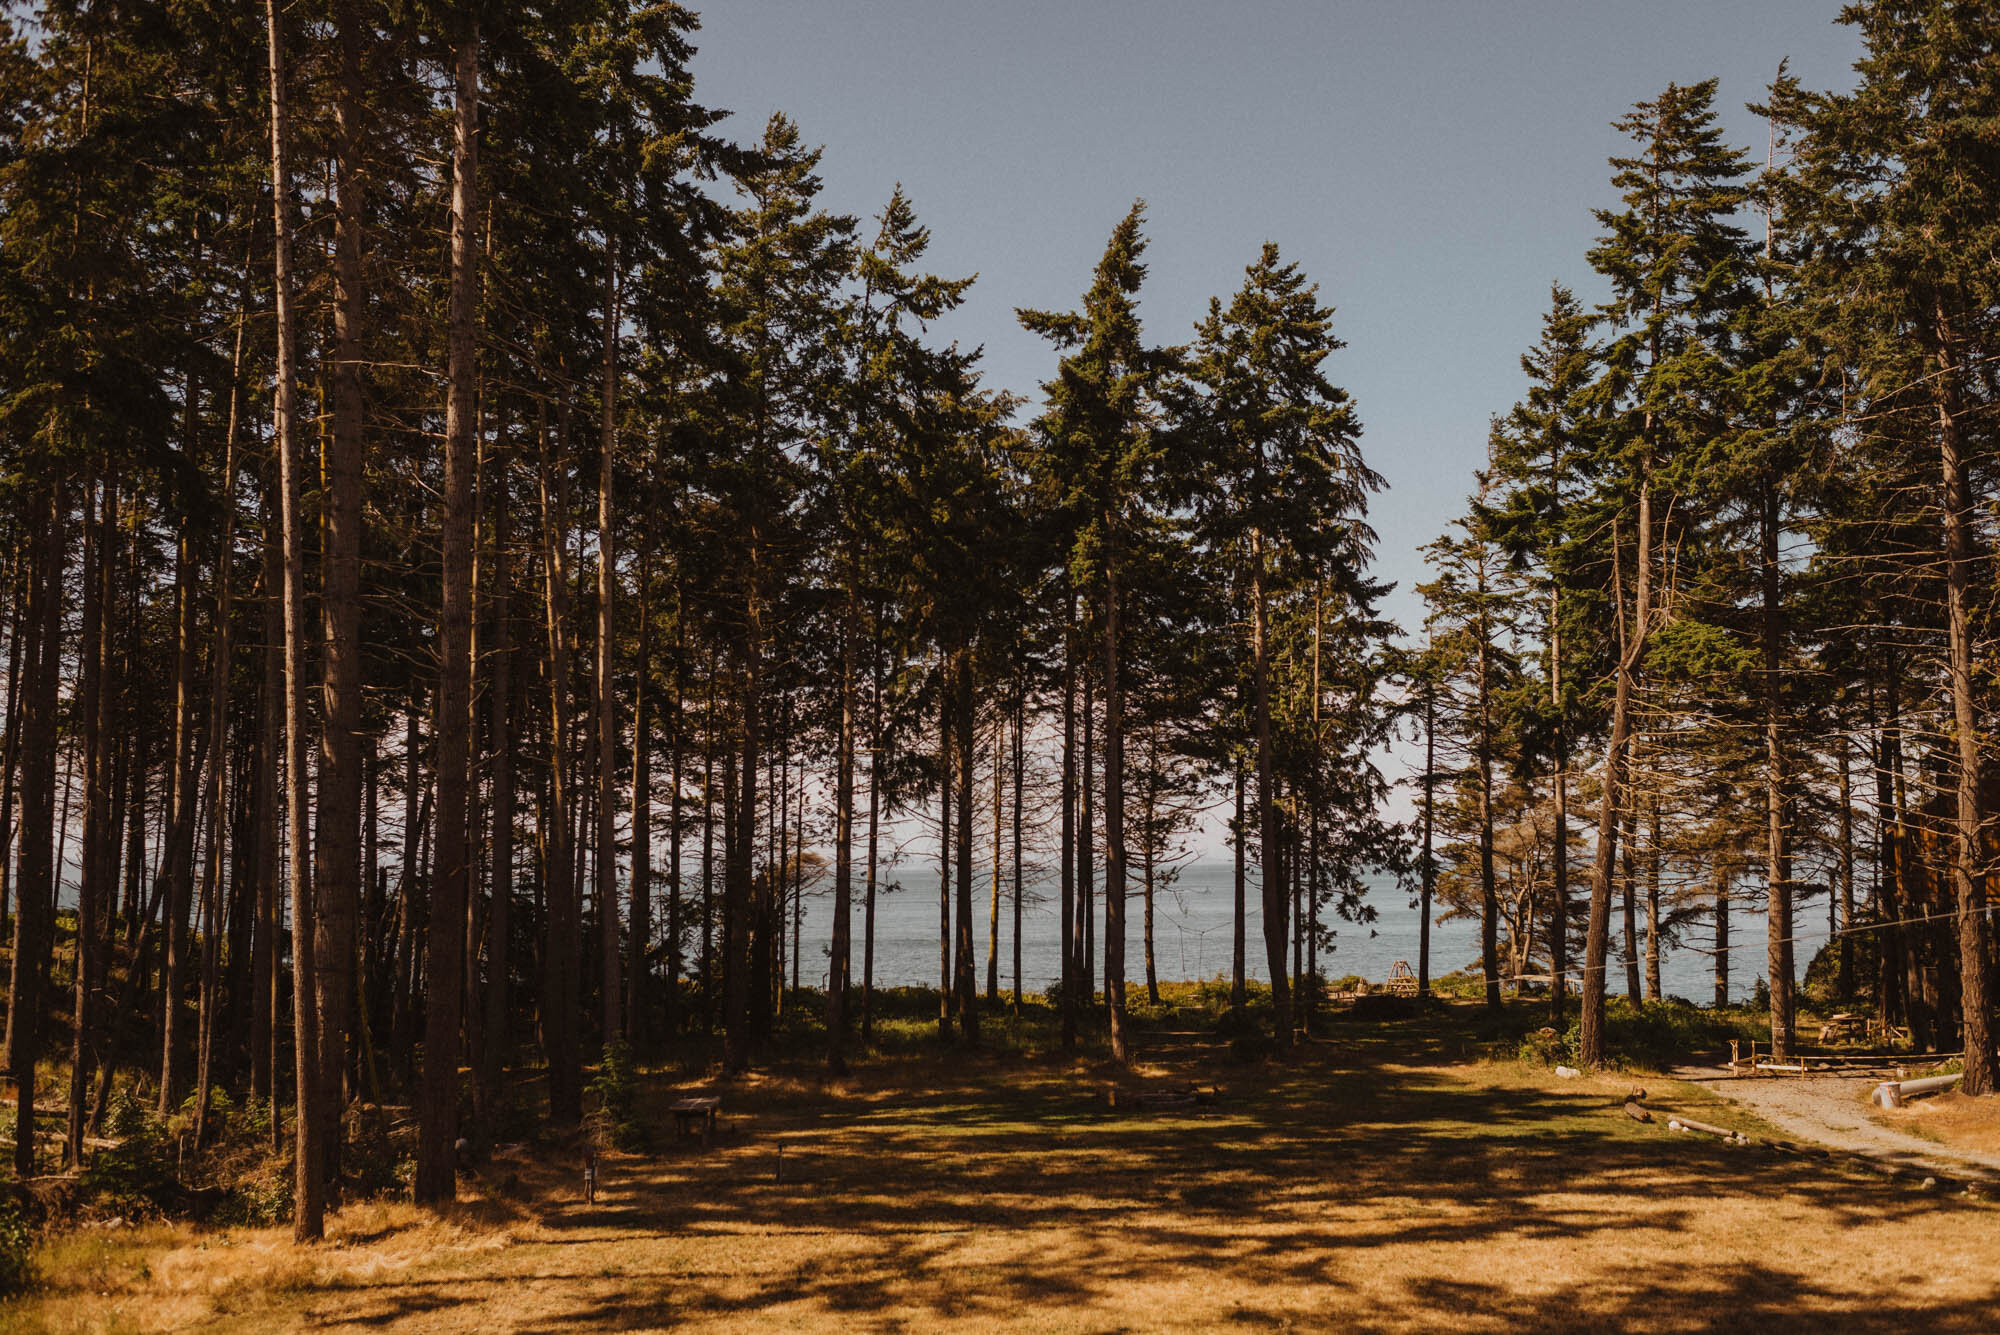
[1417, 8, 2000, 1095]
[2, 0, 1999, 1248]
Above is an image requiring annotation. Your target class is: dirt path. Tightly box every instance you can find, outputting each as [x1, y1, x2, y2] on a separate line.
[1672, 1065, 2000, 1184]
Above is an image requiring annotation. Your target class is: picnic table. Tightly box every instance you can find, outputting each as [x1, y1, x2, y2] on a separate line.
[669, 1096, 722, 1142]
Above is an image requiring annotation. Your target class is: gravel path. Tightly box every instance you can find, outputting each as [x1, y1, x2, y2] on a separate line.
[1672, 1064, 2000, 1184]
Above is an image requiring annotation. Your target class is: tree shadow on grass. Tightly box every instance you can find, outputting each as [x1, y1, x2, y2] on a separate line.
[426, 1012, 1996, 1332]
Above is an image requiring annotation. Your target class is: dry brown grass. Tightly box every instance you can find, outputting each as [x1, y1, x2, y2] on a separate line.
[7, 1010, 1999, 1333]
[1874, 1088, 2000, 1156]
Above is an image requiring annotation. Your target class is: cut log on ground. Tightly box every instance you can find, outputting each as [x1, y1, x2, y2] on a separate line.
[1873, 1073, 1962, 1110]
[1667, 1115, 1747, 1144]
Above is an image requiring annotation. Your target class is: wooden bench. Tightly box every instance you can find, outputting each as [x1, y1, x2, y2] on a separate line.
[669, 1096, 721, 1142]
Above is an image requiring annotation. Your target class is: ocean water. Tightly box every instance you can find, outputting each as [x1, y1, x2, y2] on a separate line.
[789, 860, 1830, 1005]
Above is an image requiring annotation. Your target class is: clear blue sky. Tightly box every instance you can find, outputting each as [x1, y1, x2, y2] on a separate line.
[685, 1, 1865, 828]
[687, 1, 1862, 635]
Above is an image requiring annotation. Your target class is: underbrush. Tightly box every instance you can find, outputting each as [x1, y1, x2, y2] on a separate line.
[1509, 997, 1761, 1072]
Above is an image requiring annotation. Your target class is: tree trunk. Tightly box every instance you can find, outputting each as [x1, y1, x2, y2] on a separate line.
[987, 710, 1001, 1005]
[1579, 473, 1650, 1069]
[1252, 529, 1290, 1049]
[1012, 687, 1024, 1011]
[826, 574, 855, 1071]
[8, 484, 64, 1181]
[475, 435, 514, 1154]
[937, 667, 952, 1042]
[156, 526, 199, 1115]
[312, 0, 369, 1197]
[626, 555, 651, 1048]
[1759, 477, 1793, 1057]
[266, 0, 323, 1238]
[1059, 600, 1077, 1049]
[1644, 801, 1662, 1003]
[1836, 735, 1856, 1000]
[1476, 566, 1500, 1012]
[70, 480, 116, 1167]
[861, 632, 882, 1044]
[1420, 668, 1436, 999]
[1931, 307, 1992, 1096]
[1713, 870, 1729, 1008]
[594, 247, 622, 1048]
[540, 398, 581, 1121]
[1620, 803, 1641, 1005]
[1232, 762, 1247, 1011]
[416, 28, 480, 1206]
[954, 650, 979, 1045]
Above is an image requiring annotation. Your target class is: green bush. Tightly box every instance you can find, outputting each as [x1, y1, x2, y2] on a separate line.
[1546, 998, 1740, 1072]
[1517, 1027, 1569, 1065]
[83, 1092, 184, 1219]
[588, 1041, 648, 1153]
[215, 1175, 292, 1228]
[0, 1197, 32, 1294]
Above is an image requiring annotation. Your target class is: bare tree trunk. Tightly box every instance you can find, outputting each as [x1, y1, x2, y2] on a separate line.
[861, 631, 882, 1044]
[70, 479, 116, 1167]
[1644, 801, 1662, 1003]
[310, 0, 369, 1198]
[8, 484, 64, 1181]
[1713, 870, 1729, 1009]
[266, 0, 323, 1238]
[663, 586, 683, 1041]
[937, 669, 952, 1042]
[1012, 686, 1024, 1011]
[825, 574, 855, 1071]
[1252, 529, 1290, 1049]
[1836, 735, 1856, 1000]
[626, 553, 651, 1048]
[251, 468, 281, 1112]
[954, 650, 979, 1046]
[1620, 803, 1641, 1004]
[416, 28, 480, 1205]
[1759, 477, 1794, 1057]
[1059, 600, 1076, 1049]
[594, 248, 622, 1047]
[1931, 308, 1992, 1096]
[987, 710, 1001, 1005]
[1231, 762, 1246, 1011]
[540, 399, 581, 1121]
[0, 575, 24, 941]
[157, 526, 199, 1115]
[1475, 559, 1500, 1012]
[1579, 473, 1650, 1069]
[475, 435, 513, 1153]
[194, 297, 248, 1151]
[1420, 664, 1436, 999]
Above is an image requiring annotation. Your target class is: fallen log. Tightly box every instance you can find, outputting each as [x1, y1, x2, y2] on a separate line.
[1667, 1114, 1748, 1144]
[1623, 1099, 1653, 1124]
[1873, 1072, 1962, 1110]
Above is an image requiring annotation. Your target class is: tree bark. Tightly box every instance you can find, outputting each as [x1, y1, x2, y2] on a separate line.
[594, 247, 621, 1047]
[416, 28, 480, 1205]
[1931, 305, 1993, 1096]
[1760, 477, 1793, 1056]
[1252, 528, 1291, 1049]
[266, 0, 323, 1238]
[1579, 473, 1650, 1069]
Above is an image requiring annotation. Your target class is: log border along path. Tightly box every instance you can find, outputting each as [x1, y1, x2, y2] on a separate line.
[1671, 1064, 2000, 1185]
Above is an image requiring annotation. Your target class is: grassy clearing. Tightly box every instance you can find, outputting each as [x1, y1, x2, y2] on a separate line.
[5, 994, 1998, 1333]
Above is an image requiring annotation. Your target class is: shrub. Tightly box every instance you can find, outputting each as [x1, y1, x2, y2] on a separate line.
[82, 1092, 184, 1220]
[1552, 998, 1739, 1072]
[0, 1197, 32, 1294]
[588, 1041, 648, 1153]
[1517, 1027, 1568, 1065]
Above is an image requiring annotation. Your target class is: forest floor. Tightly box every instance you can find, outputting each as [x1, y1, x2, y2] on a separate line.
[8, 1001, 2000, 1334]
